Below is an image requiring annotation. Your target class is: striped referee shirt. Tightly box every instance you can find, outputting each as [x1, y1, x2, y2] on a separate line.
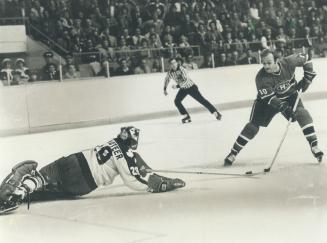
[164, 65, 195, 90]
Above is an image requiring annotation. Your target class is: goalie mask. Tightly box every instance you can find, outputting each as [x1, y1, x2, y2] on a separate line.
[118, 126, 140, 150]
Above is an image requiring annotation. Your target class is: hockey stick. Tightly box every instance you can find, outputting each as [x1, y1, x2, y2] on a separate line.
[246, 90, 303, 175]
[146, 168, 260, 177]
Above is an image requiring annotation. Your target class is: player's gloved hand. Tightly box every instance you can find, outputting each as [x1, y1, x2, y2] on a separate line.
[297, 70, 316, 92]
[279, 102, 296, 121]
[171, 84, 179, 90]
[297, 78, 311, 92]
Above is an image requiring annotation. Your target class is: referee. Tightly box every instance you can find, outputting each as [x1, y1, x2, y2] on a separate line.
[163, 57, 222, 123]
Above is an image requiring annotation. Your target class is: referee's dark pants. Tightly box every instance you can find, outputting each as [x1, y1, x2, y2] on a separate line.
[174, 85, 217, 116]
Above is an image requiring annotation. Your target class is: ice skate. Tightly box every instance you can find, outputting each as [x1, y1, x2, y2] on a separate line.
[0, 186, 27, 215]
[224, 152, 236, 166]
[181, 115, 191, 123]
[311, 146, 324, 163]
[213, 111, 222, 121]
[0, 200, 20, 214]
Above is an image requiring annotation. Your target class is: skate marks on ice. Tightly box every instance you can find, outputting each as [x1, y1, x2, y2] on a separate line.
[2, 162, 326, 243]
[0, 186, 168, 243]
[0, 212, 165, 243]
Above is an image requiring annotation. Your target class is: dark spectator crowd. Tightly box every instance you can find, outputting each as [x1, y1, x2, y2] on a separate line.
[1, 0, 327, 79]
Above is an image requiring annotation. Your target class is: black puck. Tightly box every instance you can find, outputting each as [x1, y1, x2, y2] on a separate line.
[245, 171, 253, 175]
[264, 168, 270, 173]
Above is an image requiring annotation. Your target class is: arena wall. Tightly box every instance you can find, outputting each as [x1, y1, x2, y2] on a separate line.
[0, 59, 326, 136]
[0, 25, 27, 53]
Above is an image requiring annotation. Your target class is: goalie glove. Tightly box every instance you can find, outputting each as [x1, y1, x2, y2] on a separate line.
[147, 174, 185, 193]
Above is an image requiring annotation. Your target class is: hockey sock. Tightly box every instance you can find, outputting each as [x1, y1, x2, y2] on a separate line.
[231, 123, 259, 155]
[301, 123, 318, 148]
[231, 135, 250, 155]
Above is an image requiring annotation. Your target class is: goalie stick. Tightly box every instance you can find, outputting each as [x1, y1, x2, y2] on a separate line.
[146, 168, 260, 177]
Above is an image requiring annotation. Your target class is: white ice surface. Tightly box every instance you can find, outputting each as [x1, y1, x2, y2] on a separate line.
[0, 99, 327, 243]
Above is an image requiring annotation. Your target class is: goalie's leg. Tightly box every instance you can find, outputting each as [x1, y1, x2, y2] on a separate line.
[1, 153, 98, 214]
[0, 160, 45, 213]
[38, 153, 97, 197]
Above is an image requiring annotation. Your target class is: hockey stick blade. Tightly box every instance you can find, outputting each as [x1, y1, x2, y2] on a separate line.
[264, 168, 271, 173]
[146, 169, 261, 177]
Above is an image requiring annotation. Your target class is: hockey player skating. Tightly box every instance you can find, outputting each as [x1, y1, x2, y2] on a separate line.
[163, 57, 222, 123]
[0, 126, 185, 214]
[224, 49, 324, 166]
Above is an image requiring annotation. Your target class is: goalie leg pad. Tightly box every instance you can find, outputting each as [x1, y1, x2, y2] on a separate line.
[5, 160, 38, 187]
[0, 176, 18, 202]
[147, 174, 185, 193]
[0, 161, 39, 202]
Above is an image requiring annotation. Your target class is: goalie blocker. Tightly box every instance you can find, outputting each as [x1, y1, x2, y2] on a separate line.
[0, 126, 185, 214]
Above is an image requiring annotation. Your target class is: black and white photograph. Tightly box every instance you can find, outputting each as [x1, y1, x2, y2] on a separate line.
[1, 0, 327, 242]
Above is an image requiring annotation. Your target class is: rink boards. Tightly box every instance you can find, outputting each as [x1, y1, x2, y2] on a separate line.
[0, 58, 326, 136]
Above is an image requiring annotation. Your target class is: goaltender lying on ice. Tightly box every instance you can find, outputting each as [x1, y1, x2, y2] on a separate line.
[0, 126, 185, 214]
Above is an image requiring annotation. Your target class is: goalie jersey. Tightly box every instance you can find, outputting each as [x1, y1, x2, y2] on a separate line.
[255, 53, 313, 104]
[81, 138, 149, 191]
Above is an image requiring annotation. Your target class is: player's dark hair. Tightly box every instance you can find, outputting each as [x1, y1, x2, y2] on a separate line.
[260, 49, 275, 60]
